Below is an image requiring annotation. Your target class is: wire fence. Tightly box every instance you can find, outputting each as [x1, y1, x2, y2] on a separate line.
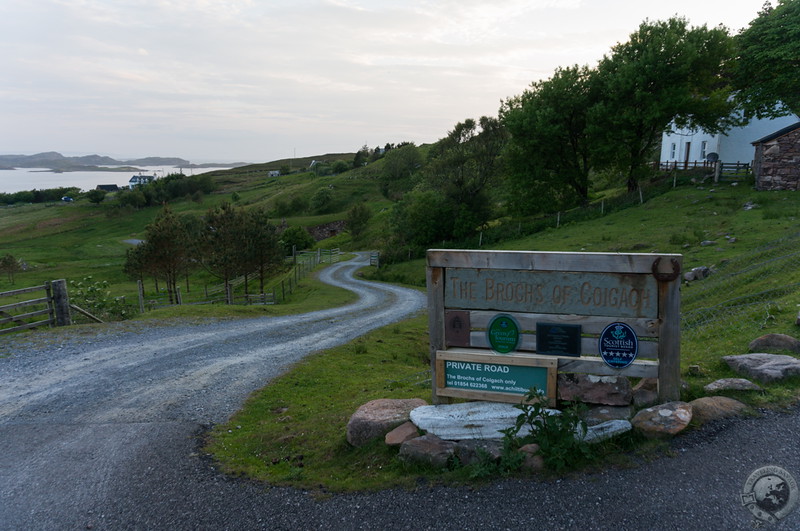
[681, 231, 800, 339]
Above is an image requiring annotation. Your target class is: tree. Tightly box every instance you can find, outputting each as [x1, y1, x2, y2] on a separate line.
[501, 65, 600, 213]
[424, 116, 507, 240]
[380, 143, 422, 198]
[240, 207, 283, 293]
[331, 160, 350, 174]
[391, 189, 455, 248]
[352, 145, 370, 168]
[0, 254, 21, 283]
[280, 225, 314, 255]
[346, 203, 372, 238]
[310, 187, 333, 214]
[198, 202, 248, 291]
[591, 18, 737, 190]
[86, 189, 107, 205]
[733, 0, 800, 117]
[139, 206, 196, 304]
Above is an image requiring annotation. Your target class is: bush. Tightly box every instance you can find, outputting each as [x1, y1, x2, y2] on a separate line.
[500, 389, 594, 473]
[68, 276, 135, 321]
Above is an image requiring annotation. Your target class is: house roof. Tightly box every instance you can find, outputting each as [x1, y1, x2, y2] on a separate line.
[752, 121, 800, 145]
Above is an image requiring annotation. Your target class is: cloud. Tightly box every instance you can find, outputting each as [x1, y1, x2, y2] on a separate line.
[0, 0, 768, 162]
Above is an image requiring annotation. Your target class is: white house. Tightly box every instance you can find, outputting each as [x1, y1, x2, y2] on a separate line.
[660, 113, 800, 167]
[128, 174, 156, 188]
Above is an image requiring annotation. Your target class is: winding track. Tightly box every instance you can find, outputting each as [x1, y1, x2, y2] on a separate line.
[2, 253, 800, 530]
[0, 253, 426, 529]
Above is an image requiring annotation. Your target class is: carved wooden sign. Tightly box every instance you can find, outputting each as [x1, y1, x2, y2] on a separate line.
[427, 250, 682, 405]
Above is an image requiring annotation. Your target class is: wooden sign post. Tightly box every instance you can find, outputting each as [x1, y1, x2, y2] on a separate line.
[426, 250, 682, 405]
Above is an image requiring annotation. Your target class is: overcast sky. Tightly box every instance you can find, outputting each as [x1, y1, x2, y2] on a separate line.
[0, 0, 765, 164]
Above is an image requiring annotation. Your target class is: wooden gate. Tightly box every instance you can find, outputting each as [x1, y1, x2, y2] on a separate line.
[0, 279, 71, 335]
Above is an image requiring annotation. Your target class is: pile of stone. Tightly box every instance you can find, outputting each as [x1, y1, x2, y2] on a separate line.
[346, 333, 800, 471]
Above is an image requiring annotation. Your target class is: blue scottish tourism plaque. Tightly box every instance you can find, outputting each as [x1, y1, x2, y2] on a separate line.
[598, 322, 638, 369]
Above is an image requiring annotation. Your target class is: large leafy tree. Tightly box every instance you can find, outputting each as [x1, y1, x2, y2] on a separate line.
[501, 65, 600, 214]
[379, 143, 422, 199]
[423, 116, 508, 240]
[733, 0, 800, 117]
[592, 18, 737, 190]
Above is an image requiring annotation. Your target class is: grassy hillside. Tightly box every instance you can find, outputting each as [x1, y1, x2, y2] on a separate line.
[5, 162, 800, 489]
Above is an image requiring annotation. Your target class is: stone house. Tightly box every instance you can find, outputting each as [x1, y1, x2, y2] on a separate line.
[752, 122, 800, 191]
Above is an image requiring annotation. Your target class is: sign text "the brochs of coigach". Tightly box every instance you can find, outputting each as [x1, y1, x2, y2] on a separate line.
[444, 268, 657, 318]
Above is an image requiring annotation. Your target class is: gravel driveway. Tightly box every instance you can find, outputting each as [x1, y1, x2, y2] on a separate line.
[2, 253, 799, 530]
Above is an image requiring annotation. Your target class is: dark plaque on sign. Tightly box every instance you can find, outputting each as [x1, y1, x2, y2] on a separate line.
[445, 310, 471, 347]
[536, 323, 581, 357]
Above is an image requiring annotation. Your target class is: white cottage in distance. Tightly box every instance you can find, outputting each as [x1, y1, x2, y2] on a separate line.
[660, 113, 800, 168]
[128, 173, 156, 188]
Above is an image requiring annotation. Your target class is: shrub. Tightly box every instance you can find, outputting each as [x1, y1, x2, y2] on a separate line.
[500, 389, 594, 473]
[68, 276, 135, 322]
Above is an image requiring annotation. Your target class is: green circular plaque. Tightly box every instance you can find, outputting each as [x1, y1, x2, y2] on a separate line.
[487, 314, 520, 354]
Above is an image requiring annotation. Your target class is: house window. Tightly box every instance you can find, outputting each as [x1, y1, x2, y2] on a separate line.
[701, 141, 708, 159]
[670, 143, 676, 159]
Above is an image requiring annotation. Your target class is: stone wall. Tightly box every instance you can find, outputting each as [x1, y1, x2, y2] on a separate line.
[754, 127, 800, 191]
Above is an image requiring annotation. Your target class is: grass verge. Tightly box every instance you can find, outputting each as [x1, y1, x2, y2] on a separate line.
[205, 313, 433, 491]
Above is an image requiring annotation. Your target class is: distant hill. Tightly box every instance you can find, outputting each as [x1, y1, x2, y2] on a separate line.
[123, 157, 192, 166]
[0, 152, 248, 171]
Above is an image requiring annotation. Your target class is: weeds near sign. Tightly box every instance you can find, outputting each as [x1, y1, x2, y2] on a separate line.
[501, 389, 594, 473]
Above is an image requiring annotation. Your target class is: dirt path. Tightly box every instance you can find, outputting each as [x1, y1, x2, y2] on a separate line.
[0, 253, 425, 529]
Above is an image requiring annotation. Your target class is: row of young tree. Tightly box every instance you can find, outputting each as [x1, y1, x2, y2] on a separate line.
[123, 204, 288, 303]
[381, 5, 799, 257]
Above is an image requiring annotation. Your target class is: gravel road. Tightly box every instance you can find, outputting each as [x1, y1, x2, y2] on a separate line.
[2, 253, 799, 530]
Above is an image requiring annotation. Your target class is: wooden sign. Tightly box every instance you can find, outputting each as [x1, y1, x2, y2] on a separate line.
[427, 250, 682, 405]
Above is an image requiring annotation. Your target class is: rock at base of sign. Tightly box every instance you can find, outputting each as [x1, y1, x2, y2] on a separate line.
[631, 401, 693, 438]
[519, 443, 545, 473]
[398, 434, 456, 468]
[410, 401, 560, 440]
[557, 373, 633, 406]
[688, 396, 749, 425]
[703, 378, 763, 393]
[632, 377, 659, 408]
[384, 421, 421, 447]
[454, 439, 504, 466]
[579, 419, 633, 444]
[346, 398, 428, 447]
[722, 353, 800, 383]
[582, 405, 633, 426]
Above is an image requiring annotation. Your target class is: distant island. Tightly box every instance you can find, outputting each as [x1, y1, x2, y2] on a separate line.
[0, 152, 249, 172]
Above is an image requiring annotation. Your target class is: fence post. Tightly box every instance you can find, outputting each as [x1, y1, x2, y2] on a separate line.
[225, 282, 233, 305]
[137, 280, 145, 313]
[51, 279, 72, 327]
[176, 286, 182, 305]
